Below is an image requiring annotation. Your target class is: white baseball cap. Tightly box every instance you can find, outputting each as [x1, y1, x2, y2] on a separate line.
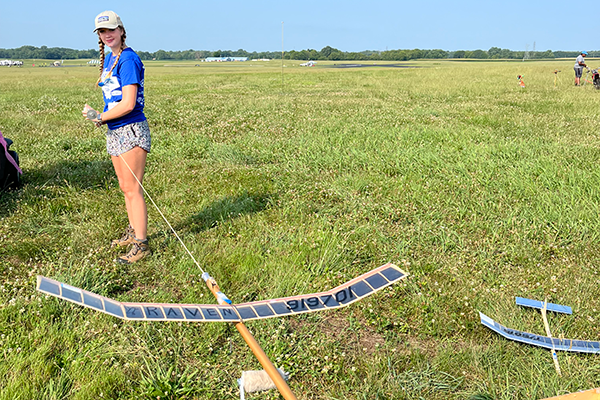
[94, 11, 123, 32]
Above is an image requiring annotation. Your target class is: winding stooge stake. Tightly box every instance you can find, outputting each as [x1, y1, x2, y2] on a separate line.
[37, 138, 409, 398]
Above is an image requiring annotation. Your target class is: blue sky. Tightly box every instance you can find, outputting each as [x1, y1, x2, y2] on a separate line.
[0, 1, 592, 53]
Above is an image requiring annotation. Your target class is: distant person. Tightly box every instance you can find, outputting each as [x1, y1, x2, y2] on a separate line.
[574, 51, 588, 86]
[83, 10, 151, 264]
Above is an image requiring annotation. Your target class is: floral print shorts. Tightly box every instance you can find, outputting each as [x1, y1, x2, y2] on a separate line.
[106, 120, 151, 156]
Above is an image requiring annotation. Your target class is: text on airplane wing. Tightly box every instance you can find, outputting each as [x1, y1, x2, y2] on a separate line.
[37, 263, 408, 323]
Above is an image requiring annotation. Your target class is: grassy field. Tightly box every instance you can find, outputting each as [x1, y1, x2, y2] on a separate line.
[1, 58, 600, 399]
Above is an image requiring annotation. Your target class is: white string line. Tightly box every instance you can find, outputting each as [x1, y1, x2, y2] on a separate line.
[118, 153, 206, 275]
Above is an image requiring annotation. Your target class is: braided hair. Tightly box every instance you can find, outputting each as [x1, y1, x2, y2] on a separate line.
[97, 27, 127, 86]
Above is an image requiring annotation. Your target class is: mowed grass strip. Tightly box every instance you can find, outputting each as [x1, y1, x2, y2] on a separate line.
[1, 59, 599, 399]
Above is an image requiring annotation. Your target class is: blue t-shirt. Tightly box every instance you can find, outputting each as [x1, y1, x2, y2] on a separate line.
[100, 48, 146, 129]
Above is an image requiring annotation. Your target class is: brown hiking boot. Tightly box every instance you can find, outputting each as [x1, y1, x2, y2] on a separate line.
[111, 225, 135, 248]
[116, 238, 151, 264]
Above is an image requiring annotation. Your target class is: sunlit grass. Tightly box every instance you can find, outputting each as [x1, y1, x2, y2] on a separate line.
[1, 59, 600, 399]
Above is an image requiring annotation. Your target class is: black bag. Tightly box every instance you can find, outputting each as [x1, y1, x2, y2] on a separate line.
[1, 133, 22, 191]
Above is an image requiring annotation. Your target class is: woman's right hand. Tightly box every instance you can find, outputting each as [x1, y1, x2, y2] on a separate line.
[82, 104, 103, 127]
[82, 104, 92, 119]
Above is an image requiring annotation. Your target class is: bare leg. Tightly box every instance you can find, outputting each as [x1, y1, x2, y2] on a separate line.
[111, 147, 148, 240]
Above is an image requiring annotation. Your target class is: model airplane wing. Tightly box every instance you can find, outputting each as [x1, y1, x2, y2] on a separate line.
[37, 263, 408, 323]
[480, 312, 600, 354]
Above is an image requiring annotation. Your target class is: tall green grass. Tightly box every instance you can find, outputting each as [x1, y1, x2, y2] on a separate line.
[1, 59, 599, 399]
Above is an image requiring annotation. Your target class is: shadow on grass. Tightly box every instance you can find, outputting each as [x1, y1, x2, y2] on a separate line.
[176, 191, 276, 233]
[0, 185, 22, 218]
[0, 159, 115, 218]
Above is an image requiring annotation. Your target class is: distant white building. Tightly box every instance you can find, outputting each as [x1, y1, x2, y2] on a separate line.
[204, 57, 248, 62]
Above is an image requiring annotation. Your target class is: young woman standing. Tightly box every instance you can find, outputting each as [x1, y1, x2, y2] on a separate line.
[84, 10, 151, 264]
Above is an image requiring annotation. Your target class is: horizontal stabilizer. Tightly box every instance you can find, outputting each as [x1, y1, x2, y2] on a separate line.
[515, 297, 572, 314]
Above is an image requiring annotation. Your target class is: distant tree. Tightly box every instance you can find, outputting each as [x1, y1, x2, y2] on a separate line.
[81, 49, 99, 58]
[320, 46, 340, 58]
[155, 50, 169, 60]
[409, 49, 425, 59]
[285, 50, 298, 60]
[381, 50, 405, 61]
[471, 49, 488, 59]
[19, 45, 37, 59]
[488, 47, 501, 58]
[499, 48, 513, 59]
[346, 52, 367, 60]
[287, 50, 305, 60]
[379, 50, 393, 60]
[232, 49, 249, 57]
[137, 51, 153, 60]
[45, 48, 62, 59]
[0, 44, 578, 62]
[329, 50, 344, 60]
[424, 49, 449, 59]
[554, 51, 579, 58]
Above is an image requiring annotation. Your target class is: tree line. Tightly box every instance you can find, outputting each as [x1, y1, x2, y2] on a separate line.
[1, 45, 597, 61]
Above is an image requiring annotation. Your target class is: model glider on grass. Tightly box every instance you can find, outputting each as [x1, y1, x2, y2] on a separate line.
[480, 296, 600, 355]
[37, 263, 408, 400]
[37, 263, 408, 323]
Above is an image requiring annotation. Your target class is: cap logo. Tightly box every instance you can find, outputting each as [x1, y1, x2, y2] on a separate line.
[98, 16, 109, 22]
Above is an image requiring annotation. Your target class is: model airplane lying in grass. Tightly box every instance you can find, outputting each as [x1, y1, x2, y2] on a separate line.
[480, 298, 600, 355]
[37, 263, 407, 324]
[37, 263, 408, 399]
